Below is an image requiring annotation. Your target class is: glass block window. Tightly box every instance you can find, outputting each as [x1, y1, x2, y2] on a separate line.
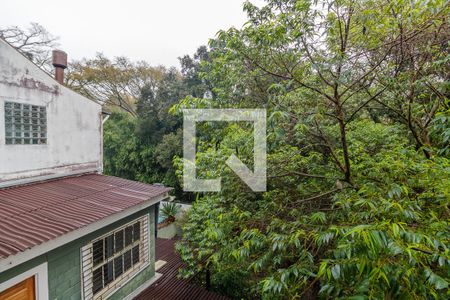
[4, 101, 47, 145]
[81, 216, 149, 300]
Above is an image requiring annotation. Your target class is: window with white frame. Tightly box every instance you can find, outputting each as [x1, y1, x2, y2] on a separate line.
[4, 101, 47, 145]
[81, 216, 149, 300]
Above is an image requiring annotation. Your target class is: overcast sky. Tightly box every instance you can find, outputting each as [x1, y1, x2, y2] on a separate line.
[0, 0, 264, 68]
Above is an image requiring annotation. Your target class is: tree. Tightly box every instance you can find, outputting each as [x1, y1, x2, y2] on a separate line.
[103, 65, 190, 200]
[354, 0, 450, 158]
[175, 0, 450, 299]
[66, 54, 170, 116]
[0, 22, 59, 72]
[179, 45, 214, 98]
[101, 47, 220, 202]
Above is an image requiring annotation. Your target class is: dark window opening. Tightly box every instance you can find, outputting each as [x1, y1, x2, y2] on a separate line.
[103, 261, 114, 286]
[92, 267, 103, 295]
[93, 240, 103, 266]
[105, 234, 114, 259]
[125, 226, 133, 247]
[114, 256, 123, 278]
[115, 230, 124, 252]
[124, 250, 132, 272]
[133, 223, 140, 241]
[132, 245, 140, 265]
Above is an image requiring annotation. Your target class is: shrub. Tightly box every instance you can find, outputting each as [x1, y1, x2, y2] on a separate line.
[160, 202, 181, 223]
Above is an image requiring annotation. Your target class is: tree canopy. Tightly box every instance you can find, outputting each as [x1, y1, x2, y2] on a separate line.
[173, 0, 450, 299]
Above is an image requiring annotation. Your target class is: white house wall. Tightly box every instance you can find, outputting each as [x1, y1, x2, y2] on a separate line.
[0, 39, 103, 183]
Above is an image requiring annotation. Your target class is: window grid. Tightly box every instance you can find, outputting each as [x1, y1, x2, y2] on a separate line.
[81, 215, 149, 300]
[4, 101, 47, 145]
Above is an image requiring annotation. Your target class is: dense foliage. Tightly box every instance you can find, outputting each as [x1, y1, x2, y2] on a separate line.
[174, 0, 450, 299]
[101, 47, 212, 201]
[102, 83, 184, 197]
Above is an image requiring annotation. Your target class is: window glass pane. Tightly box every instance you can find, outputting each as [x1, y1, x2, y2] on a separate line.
[105, 234, 114, 259]
[92, 267, 103, 295]
[114, 256, 123, 279]
[124, 250, 132, 272]
[125, 226, 133, 247]
[4, 102, 47, 145]
[132, 245, 140, 265]
[115, 230, 124, 252]
[93, 240, 104, 266]
[133, 222, 140, 241]
[103, 261, 114, 286]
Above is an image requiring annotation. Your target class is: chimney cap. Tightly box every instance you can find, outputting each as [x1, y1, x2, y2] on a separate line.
[52, 50, 67, 69]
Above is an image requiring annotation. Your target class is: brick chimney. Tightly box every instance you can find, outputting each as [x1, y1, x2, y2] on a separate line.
[52, 50, 67, 84]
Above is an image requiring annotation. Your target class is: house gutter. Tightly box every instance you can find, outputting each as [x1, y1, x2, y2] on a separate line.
[102, 114, 110, 124]
[0, 168, 99, 189]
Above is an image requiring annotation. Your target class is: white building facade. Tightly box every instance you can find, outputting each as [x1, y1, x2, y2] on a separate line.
[0, 38, 102, 185]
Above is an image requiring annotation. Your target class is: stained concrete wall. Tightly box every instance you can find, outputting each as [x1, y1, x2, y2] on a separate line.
[0, 38, 102, 183]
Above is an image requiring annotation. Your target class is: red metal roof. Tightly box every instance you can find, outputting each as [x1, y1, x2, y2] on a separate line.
[0, 174, 171, 260]
[135, 238, 228, 300]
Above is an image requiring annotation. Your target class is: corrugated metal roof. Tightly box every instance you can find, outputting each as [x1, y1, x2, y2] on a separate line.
[0, 174, 171, 260]
[135, 238, 229, 300]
